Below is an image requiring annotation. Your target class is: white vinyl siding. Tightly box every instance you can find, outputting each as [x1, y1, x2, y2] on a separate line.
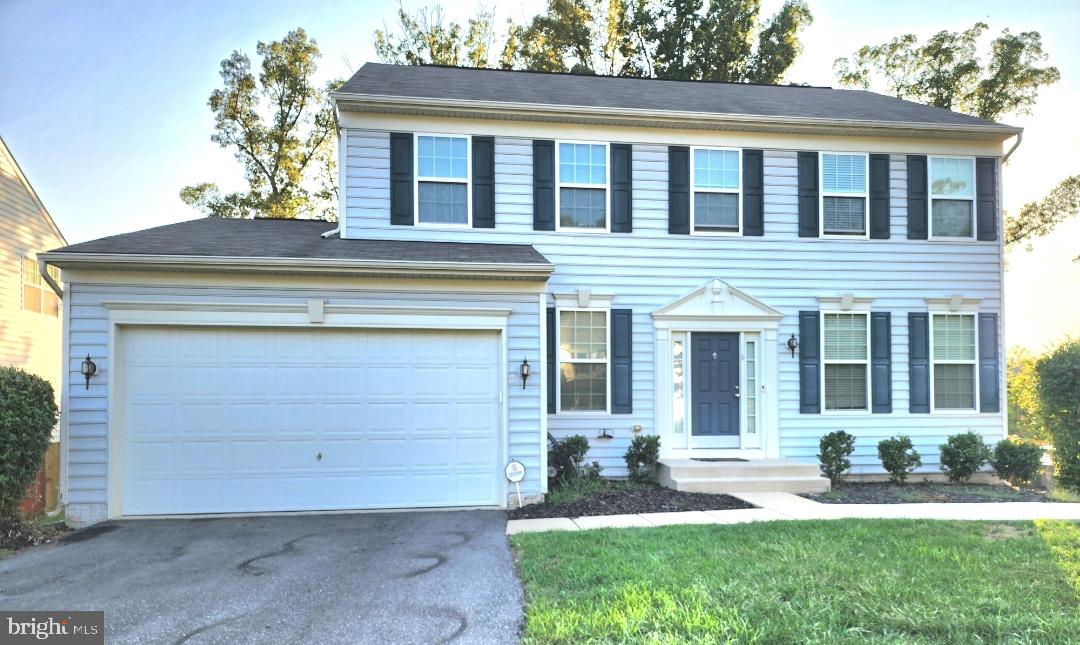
[415, 134, 470, 226]
[821, 312, 870, 411]
[929, 156, 975, 239]
[556, 142, 608, 231]
[931, 313, 978, 411]
[691, 147, 741, 234]
[557, 308, 609, 413]
[820, 152, 868, 237]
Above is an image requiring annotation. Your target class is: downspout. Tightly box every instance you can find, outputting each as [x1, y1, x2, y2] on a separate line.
[39, 258, 62, 299]
[1003, 132, 1023, 163]
[320, 226, 340, 238]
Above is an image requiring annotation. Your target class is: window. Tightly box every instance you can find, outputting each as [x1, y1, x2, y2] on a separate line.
[821, 312, 869, 411]
[931, 313, 977, 410]
[745, 339, 757, 434]
[416, 134, 470, 225]
[22, 257, 59, 316]
[557, 309, 608, 412]
[820, 153, 868, 236]
[929, 157, 975, 238]
[672, 333, 686, 434]
[557, 142, 607, 230]
[692, 148, 740, 233]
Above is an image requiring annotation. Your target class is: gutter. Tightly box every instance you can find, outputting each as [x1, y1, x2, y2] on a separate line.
[1003, 132, 1023, 163]
[39, 258, 63, 299]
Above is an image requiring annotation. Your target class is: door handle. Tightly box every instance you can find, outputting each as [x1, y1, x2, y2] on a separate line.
[734, 385, 740, 399]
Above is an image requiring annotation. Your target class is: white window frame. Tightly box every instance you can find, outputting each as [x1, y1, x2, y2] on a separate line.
[413, 132, 472, 228]
[819, 152, 869, 239]
[820, 310, 871, 413]
[555, 306, 611, 415]
[690, 146, 742, 236]
[21, 256, 59, 317]
[555, 140, 610, 233]
[928, 155, 977, 241]
[929, 312, 980, 413]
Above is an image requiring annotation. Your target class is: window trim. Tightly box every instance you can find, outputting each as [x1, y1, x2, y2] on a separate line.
[413, 132, 473, 228]
[819, 310, 872, 414]
[929, 312, 980, 413]
[818, 151, 870, 239]
[555, 140, 611, 233]
[555, 306, 611, 415]
[690, 146, 743, 236]
[927, 155, 977, 241]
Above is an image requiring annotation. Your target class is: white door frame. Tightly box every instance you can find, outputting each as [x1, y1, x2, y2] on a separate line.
[102, 300, 512, 519]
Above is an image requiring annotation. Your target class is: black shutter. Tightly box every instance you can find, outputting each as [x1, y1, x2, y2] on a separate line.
[869, 154, 891, 239]
[742, 149, 764, 236]
[871, 312, 892, 413]
[533, 140, 555, 231]
[797, 151, 818, 237]
[546, 307, 556, 414]
[906, 155, 928, 240]
[610, 144, 633, 233]
[668, 146, 690, 234]
[611, 309, 633, 413]
[472, 136, 495, 228]
[799, 311, 820, 413]
[976, 157, 998, 241]
[979, 313, 1000, 412]
[908, 312, 930, 413]
[389, 132, 413, 226]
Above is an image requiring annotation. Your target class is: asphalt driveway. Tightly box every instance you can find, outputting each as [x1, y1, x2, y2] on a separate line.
[0, 510, 522, 644]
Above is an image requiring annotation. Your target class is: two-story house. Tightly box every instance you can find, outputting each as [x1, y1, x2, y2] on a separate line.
[43, 64, 1017, 527]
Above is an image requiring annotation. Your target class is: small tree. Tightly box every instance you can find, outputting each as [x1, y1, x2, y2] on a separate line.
[624, 435, 660, 483]
[991, 439, 1044, 487]
[877, 435, 922, 485]
[0, 367, 58, 519]
[818, 430, 856, 487]
[1036, 339, 1080, 491]
[939, 431, 991, 483]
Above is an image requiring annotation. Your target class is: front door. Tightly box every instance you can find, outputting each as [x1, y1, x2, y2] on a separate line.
[691, 332, 740, 447]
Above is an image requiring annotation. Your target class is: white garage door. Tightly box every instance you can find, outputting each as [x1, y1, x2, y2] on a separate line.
[119, 327, 502, 515]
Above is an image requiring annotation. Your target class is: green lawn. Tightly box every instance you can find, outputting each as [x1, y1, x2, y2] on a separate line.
[512, 519, 1080, 644]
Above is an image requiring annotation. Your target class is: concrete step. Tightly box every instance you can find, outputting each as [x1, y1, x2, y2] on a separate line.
[668, 475, 831, 494]
[658, 459, 822, 480]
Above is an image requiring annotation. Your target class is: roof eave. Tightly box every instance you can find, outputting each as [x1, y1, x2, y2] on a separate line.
[332, 92, 1023, 142]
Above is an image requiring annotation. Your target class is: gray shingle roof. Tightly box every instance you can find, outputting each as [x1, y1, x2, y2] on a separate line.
[48, 217, 550, 266]
[338, 63, 1011, 130]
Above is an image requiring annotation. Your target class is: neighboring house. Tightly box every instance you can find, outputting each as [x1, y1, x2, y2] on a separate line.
[1, 136, 66, 512]
[43, 64, 1017, 527]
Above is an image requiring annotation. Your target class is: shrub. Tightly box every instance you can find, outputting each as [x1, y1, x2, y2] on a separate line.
[877, 435, 922, 485]
[939, 431, 991, 483]
[1035, 339, 1080, 491]
[547, 434, 593, 488]
[991, 438, 1045, 487]
[624, 435, 661, 483]
[818, 431, 856, 487]
[0, 366, 58, 519]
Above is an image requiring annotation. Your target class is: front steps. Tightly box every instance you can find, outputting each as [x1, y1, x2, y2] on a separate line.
[657, 458, 830, 494]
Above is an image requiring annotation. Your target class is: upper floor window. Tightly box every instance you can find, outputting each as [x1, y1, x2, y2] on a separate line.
[820, 153, 868, 237]
[931, 313, 977, 410]
[557, 142, 607, 231]
[821, 312, 870, 411]
[557, 308, 609, 412]
[692, 148, 740, 234]
[929, 156, 975, 239]
[416, 134, 470, 226]
[22, 257, 59, 316]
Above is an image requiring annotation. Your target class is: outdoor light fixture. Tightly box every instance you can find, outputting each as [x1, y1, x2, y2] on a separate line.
[519, 358, 531, 389]
[80, 354, 97, 389]
[786, 333, 799, 358]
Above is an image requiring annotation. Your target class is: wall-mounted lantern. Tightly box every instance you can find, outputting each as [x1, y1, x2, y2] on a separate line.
[519, 358, 531, 389]
[786, 334, 799, 358]
[80, 354, 98, 389]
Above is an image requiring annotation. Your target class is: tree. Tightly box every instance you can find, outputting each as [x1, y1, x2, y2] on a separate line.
[1007, 346, 1045, 443]
[1003, 176, 1080, 259]
[834, 23, 1060, 121]
[181, 29, 339, 220]
[374, 4, 497, 67]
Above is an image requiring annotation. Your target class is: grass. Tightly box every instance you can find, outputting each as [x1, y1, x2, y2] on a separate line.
[512, 519, 1080, 644]
[1049, 488, 1080, 503]
[544, 478, 655, 506]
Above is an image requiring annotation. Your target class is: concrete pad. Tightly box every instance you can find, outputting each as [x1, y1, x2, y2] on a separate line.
[703, 508, 790, 524]
[505, 517, 579, 535]
[729, 491, 831, 519]
[639, 511, 718, 526]
[572, 514, 654, 530]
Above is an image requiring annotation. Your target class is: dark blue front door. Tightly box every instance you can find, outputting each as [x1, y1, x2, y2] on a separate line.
[691, 333, 740, 437]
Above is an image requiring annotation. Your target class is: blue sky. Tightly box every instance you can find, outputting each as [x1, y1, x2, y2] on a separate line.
[1, 0, 1077, 348]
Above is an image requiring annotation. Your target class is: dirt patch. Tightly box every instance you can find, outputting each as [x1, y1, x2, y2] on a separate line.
[982, 523, 1034, 541]
[804, 482, 1051, 504]
[1, 517, 70, 553]
[509, 486, 755, 520]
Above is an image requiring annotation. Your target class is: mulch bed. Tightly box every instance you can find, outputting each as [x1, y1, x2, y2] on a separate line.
[508, 486, 755, 520]
[804, 482, 1051, 505]
[0, 517, 70, 553]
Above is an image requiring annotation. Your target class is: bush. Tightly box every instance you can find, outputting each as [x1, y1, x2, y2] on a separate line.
[1036, 339, 1080, 491]
[624, 435, 660, 483]
[0, 367, 58, 519]
[548, 434, 600, 488]
[818, 431, 856, 487]
[877, 435, 922, 485]
[939, 431, 990, 483]
[991, 438, 1044, 487]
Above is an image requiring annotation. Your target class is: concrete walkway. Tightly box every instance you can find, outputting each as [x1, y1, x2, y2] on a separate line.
[506, 492, 1080, 535]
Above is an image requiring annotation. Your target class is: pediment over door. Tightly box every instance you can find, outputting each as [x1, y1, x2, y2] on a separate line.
[652, 279, 782, 321]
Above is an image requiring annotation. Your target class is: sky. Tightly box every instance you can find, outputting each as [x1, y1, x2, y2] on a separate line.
[1, 0, 1077, 351]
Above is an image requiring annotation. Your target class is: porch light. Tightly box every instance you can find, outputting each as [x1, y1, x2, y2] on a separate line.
[80, 354, 97, 389]
[786, 334, 799, 358]
[519, 358, 531, 389]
